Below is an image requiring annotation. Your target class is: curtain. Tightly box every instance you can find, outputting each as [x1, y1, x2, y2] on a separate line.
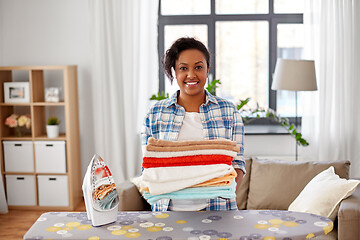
[89, 0, 159, 182]
[301, 0, 360, 177]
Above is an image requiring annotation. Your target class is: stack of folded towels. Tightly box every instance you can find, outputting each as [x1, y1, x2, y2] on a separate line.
[140, 137, 239, 205]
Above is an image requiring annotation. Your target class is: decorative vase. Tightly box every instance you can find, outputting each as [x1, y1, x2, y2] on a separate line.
[15, 127, 24, 137]
[46, 125, 59, 138]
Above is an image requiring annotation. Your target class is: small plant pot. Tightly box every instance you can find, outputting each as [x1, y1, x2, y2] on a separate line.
[46, 125, 59, 138]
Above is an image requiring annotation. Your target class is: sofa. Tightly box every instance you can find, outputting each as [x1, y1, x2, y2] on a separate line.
[116, 158, 360, 240]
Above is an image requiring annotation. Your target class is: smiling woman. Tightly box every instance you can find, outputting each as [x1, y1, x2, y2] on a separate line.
[141, 37, 246, 212]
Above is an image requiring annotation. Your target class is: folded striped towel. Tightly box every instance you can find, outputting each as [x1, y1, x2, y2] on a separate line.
[146, 136, 240, 152]
[146, 144, 240, 152]
[142, 180, 237, 205]
[148, 137, 236, 147]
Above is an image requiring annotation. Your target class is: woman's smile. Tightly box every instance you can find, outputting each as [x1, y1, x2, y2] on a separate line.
[185, 81, 199, 87]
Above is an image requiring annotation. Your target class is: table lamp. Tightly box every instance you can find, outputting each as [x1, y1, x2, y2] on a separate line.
[271, 59, 317, 161]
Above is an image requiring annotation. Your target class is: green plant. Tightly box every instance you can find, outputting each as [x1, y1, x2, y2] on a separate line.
[150, 91, 169, 101]
[47, 117, 60, 125]
[237, 98, 309, 146]
[206, 79, 221, 95]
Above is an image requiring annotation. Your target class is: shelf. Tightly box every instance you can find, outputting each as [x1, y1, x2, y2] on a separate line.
[0, 134, 67, 140]
[33, 102, 65, 106]
[2, 172, 35, 175]
[3, 172, 68, 176]
[1, 136, 33, 141]
[0, 103, 31, 106]
[34, 134, 66, 140]
[0, 65, 81, 210]
[36, 172, 67, 176]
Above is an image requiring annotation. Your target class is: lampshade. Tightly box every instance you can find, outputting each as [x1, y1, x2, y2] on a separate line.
[271, 59, 317, 91]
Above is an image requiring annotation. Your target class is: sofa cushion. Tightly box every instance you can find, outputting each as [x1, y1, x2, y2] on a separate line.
[288, 166, 360, 220]
[247, 158, 350, 210]
[236, 158, 252, 210]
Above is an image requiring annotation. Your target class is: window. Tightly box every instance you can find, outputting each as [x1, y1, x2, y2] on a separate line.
[158, 0, 304, 118]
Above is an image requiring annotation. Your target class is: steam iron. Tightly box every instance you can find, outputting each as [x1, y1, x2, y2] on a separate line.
[82, 154, 119, 226]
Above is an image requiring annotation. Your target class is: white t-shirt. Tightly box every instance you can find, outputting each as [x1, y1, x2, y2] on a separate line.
[170, 112, 208, 211]
[177, 112, 203, 141]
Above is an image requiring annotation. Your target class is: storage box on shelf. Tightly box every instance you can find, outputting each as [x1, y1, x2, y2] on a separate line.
[0, 65, 81, 210]
[37, 175, 69, 206]
[3, 141, 34, 172]
[35, 141, 66, 173]
[5, 175, 36, 206]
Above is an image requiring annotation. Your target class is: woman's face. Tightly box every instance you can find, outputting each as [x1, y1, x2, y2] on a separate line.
[175, 49, 209, 98]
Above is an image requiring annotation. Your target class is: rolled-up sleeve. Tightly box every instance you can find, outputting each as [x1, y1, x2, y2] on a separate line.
[231, 109, 246, 174]
[140, 112, 151, 148]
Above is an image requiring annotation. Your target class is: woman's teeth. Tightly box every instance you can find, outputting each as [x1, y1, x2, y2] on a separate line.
[186, 82, 198, 85]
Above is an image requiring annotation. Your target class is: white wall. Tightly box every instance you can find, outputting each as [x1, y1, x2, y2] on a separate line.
[245, 135, 294, 156]
[0, 0, 296, 178]
[244, 134, 302, 162]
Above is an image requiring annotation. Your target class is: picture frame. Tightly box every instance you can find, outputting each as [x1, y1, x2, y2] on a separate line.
[4, 82, 30, 103]
[45, 87, 60, 102]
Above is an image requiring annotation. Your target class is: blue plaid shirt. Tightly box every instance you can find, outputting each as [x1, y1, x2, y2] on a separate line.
[141, 90, 245, 211]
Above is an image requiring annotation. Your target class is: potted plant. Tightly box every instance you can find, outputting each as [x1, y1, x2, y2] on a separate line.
[46, 116, 60, 138]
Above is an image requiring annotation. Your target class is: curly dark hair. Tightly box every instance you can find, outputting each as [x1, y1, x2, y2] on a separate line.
[162, 37, 211, 84]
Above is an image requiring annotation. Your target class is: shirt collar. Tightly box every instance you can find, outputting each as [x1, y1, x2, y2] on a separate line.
[204, 89, 218, 105]
[166, 89, 218, 108]
[166, 91, 179, 107]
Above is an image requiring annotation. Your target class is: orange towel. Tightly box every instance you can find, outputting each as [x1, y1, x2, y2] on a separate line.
[191, 170, 237, 187]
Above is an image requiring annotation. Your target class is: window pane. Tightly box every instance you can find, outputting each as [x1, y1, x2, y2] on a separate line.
[216, 0, 268, 14]
[277, 24, 304, 59]
[164, 25, 208, 95]
[216, 21, 268, 109]
[274, 0, 304, 13]
[276, 24, 305, 117]
[161, 0, 210, 15]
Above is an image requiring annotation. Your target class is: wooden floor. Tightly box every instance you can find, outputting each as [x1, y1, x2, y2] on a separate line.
[0, 201, 85, 240]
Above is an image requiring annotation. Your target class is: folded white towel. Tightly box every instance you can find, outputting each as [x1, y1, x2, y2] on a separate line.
[141, 164, 234, 195]
[143, 149, 238, 158]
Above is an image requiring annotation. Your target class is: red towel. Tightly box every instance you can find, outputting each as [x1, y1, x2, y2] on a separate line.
[142, 155, 232, 168]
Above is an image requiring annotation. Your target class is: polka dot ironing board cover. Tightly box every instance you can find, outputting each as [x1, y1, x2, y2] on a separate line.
[24, 210, 333, 240]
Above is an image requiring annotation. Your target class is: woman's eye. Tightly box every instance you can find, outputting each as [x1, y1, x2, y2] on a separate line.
[179, 67, 187, 71]
[195, 66, 203, 70]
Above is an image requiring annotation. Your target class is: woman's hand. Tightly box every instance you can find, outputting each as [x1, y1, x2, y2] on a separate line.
[235, 168, 244, 190]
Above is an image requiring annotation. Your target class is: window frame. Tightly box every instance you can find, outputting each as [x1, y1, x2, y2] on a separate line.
[158, 0, 303, 127]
